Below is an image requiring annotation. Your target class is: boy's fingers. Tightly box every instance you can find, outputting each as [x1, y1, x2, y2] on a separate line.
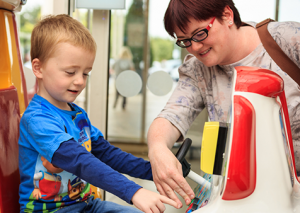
[151, 205, 161, 213]
[160, 195, 179, 209]
[157, 201, 166, 212]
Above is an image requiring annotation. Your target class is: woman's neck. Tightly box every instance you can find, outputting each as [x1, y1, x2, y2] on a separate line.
[231, 25, 261, 63]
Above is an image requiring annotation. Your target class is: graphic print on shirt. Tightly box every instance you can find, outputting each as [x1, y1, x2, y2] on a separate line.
[73, 112, 92, 152]
[32, 156, 63, 201]
[26, 111, 93, 211]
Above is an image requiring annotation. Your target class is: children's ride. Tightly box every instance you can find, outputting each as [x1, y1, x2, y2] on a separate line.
[0, 0, 28, 212]
[186, 66, 300, 212]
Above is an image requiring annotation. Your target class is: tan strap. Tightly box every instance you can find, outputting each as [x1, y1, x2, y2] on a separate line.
[257, 19, 300, 86]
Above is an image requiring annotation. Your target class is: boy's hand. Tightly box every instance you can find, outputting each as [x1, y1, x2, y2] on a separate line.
[132, 188, 179, 213]
[32, 188, 42, 200]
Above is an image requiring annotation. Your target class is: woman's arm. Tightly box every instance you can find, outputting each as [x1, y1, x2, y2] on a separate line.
[147, 56, 205, 207]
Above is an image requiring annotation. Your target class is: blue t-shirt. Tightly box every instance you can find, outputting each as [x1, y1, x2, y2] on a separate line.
[18, 95, 151, 212]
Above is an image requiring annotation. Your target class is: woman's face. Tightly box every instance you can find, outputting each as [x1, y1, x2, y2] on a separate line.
[175, 17, 235, 67]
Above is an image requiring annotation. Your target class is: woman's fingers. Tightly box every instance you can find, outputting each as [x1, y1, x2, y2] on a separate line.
[172, 174, 195, 205]
[159, 194, 179, 209]
[153, 165, 182, 207]
[150, 145, 194, 206]
[160, 175, 194, 206]
[158, 180, 182, 208]
[155, 182, 167, 197]
[154, 161, 194, 205]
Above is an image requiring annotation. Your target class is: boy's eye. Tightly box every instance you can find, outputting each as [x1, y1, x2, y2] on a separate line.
[65, 71, 75, 75]
[83, 73, 89, 76]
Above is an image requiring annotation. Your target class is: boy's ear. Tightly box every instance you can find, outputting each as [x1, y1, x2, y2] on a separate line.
[32, 58, 43, 79]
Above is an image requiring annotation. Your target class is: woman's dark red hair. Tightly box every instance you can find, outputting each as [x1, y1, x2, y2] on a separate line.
[164, 0, 242, 37]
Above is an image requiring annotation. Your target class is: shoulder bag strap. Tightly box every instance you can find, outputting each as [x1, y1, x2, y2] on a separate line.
[257, 18, 300, 86]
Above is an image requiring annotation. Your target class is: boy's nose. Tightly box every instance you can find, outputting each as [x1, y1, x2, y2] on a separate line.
[74, 75, 85, 85]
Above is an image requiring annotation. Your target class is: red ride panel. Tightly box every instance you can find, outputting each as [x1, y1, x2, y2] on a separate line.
[235, 66, 284, 97]
[0, 86, 21, 213]
[222, 95, 256, 200]
[234, 67, 298, 181]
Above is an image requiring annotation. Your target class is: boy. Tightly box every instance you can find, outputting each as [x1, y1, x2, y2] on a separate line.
[18, 14, 178, 213]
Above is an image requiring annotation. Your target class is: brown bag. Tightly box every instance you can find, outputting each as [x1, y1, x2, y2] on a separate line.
[256, 18, 300, 86]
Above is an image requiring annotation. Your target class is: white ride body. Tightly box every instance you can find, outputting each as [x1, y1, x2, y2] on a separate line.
[194, 67, 300, 213]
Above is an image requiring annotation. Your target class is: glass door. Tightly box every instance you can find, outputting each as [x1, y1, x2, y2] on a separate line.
[107, 0, 211, 154]
[108, 0, 181, 150]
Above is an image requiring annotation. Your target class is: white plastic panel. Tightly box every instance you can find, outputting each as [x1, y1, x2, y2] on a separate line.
[76, 0, 125, 10]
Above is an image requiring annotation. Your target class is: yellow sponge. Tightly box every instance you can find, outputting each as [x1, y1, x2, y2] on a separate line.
[201, 122, 228, 175]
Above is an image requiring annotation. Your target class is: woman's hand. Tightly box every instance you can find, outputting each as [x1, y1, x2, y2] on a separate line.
[147, 118, 195, 208]
[132, 188, 178, 213]
[148, 145, 195, 208]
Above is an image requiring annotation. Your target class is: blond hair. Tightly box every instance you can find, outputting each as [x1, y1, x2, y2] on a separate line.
[118, 47, 133, 60]
[30, 14, 96, 63]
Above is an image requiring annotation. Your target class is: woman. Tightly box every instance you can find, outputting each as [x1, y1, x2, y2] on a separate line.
[147, 0, 300, 208]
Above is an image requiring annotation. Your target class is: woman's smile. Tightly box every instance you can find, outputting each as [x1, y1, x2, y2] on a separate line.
[199, 47, 212, 56]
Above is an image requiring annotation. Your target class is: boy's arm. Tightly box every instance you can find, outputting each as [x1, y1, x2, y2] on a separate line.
[91, 136, 152, 180]
[52, 139, 141, 204]
[52, 139, 179, 211]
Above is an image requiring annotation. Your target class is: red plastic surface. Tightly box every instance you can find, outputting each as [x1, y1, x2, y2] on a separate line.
[235, 66, 284, 97]
[0, 86, 21, 212]
[222, 95, 256, 200]
[278, 92, 299, 181]
[235, 67, 298, 182]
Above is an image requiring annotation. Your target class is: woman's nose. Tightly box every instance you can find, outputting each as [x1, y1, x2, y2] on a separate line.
[188, 41, 204, 53]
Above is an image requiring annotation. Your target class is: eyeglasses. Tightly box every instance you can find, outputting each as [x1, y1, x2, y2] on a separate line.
[176, 17, 216, 48]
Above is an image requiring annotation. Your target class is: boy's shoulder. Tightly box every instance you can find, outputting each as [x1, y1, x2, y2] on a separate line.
[24, 95, 55, 115]
[22, 95, 87, 123]
[22, 95, 64, 125]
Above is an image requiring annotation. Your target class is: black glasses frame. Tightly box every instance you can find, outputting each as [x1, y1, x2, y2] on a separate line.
[176, 17, 216, 48]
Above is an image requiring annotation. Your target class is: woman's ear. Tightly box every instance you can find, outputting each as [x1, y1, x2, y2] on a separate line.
[32, 58, 43, 79]
[222, 5, 234, 23]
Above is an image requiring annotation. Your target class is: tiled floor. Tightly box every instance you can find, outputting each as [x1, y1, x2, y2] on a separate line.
[105, 157, 202, 213]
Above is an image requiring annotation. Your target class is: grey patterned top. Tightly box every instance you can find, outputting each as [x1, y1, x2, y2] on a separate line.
[157, 21, 300, 171]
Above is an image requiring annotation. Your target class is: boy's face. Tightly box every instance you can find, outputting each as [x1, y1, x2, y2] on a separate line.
[36, 42, 95, 110]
